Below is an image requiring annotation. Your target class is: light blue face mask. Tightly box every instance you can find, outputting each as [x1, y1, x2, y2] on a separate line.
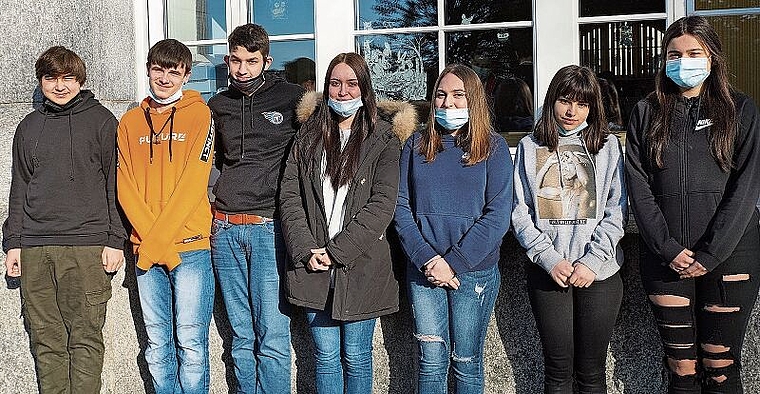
[558, 120, 588, 137]
[435, 108, 469, 131]
[328, 97, 363, 118]
[666, 57, 710, 89]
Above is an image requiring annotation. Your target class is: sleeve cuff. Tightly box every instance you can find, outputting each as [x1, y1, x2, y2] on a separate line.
[693, 250, 721, 271]
[409, 245, 439, 271]
[3, 238, 21, 253]
[660, 238, 686, 265]
[106, 234, 125, 250]
[536, 248, 564, 274]
[442, 248, 470, 275]
[576, 253, 603, 276]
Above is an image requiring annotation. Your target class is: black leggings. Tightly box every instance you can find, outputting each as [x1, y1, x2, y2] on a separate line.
[527, 263, 623, 394]
[640, 221, 760, 394]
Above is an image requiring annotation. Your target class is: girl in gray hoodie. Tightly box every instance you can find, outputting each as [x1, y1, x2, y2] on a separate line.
[511, 65, 627, 393]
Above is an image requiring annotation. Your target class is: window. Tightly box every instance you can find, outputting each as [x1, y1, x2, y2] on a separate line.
[158, 0, 316, 101]
[688, 0, 760, 102]
[578, 1, 667, 131]
[355, 0, 534, 134]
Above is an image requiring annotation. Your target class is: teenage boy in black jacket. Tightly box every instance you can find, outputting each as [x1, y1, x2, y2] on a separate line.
[2, 46, 126, 394]
[208, 24, 304, 393]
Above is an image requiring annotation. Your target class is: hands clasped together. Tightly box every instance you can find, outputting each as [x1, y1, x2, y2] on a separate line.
[549, 259, 596, 288]
[424, 255, 460, 290]
[307, 248, 333, 272]
[669, 248, 707, 279]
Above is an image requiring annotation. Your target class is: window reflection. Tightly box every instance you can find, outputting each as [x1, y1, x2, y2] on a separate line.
[445, 0, 531, 24]
[580, 20, 665, 125]
[357, 0, 437, 29]
[447, 29, 534, 134]
[697, 0, 760, 10]
[356, 34, 438, 101]
[184, 41, 316, 101]
[186, 45, 228, 102]
[705, 14, 760, 102]
[251, 0, 315, 35]
[579, 0, 664, 17]
[166, 0, 227, 41]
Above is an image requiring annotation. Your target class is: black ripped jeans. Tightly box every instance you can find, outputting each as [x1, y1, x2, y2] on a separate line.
[526, 264, 623, 394]
[640, 221, 760, 394]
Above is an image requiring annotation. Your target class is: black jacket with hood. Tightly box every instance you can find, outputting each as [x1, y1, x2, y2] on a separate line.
[279, 92, 417, 321]
[208, 73, 305, 217]
[2, 90, 126, 252]
[626, 92, 760, 271]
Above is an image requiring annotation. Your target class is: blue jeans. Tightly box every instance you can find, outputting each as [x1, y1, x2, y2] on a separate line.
[136, 249, 215, 394]
[407, 264, 500, 394]
[211, 219, 291, 394]
[305, 308, 376, 394]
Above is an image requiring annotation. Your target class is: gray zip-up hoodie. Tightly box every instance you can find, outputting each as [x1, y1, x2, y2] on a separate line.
[511, 133, 626, 280]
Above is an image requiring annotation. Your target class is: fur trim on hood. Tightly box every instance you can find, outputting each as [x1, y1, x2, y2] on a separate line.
[296, 91, 418, 142]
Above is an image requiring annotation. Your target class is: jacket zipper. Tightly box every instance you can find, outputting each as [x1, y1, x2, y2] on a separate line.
[680, 100, 694, 246]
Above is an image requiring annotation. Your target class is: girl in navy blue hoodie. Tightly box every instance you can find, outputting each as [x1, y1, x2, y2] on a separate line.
[394, 64, 513, 393]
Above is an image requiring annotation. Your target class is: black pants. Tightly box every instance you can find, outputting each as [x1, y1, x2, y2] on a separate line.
[527, 263, 623, 394]
[640, 221, 760, 394]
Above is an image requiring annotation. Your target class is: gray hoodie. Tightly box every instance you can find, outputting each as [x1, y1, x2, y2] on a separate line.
[511, 133, 626, 280]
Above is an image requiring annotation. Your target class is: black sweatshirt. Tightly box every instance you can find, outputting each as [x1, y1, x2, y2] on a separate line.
[626, 92, 760, 271]
[2, 90, 126, 251]
[208, 73, 305, 217]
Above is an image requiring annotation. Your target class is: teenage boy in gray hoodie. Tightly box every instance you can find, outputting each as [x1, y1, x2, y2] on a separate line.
[3, 46, 126, 394]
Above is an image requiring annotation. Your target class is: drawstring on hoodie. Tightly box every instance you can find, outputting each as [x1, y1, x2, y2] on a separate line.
[68, 113, 74, 181]
[143, 106, 177, 163]
[240, 98, 245, 159]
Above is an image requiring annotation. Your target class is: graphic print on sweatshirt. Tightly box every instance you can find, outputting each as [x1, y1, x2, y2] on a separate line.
[535, 145, 596, 223]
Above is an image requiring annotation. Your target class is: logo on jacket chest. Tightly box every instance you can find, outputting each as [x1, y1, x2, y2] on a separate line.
[262, 111, 284, 125]
[694, 118, 713, 131]
[138, 132, 187, 145]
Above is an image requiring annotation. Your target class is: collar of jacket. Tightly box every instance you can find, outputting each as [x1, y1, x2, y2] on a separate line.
[296, 90, 418, 143]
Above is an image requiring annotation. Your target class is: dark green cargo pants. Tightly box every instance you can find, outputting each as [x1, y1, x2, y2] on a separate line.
[20, 245, 111, 394]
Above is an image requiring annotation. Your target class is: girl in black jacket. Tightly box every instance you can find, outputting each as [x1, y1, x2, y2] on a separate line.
[279, 52, 416, 394]
[626, 16, 760, 393]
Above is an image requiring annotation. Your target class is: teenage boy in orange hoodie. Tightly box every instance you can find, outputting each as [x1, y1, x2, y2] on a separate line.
[117, 39, 215, 394]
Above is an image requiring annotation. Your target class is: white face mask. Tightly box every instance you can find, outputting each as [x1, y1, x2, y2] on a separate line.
[435, 108, 469, 131]
[149, 87, 183, 105]
[558, 120, 588, 137]
[328, 97, 364, 118]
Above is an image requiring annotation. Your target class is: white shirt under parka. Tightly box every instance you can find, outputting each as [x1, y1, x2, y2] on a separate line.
[511, 132, 627, 280]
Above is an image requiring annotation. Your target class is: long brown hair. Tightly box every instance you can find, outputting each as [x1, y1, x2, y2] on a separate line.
[420, 64, 493, 165]
[303, 53, 378, 189]
[648, 16, 736, 171]
[534, 65, 608, 154]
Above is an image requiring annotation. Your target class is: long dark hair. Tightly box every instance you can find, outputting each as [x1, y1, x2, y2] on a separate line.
[648, 16, 736, 171]
[303, 53, 377, 189]
[420, 64, 493, 165]
[534, 65, 608, 154]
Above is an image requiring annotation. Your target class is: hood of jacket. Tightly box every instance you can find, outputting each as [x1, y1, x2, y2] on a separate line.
[38, 89, 101, 117]
[296, 90, 418, 143]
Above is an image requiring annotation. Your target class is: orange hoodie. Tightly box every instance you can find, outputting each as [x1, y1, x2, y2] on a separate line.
[117, 90, 214, 271]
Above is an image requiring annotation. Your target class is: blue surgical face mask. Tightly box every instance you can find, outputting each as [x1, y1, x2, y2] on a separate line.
[558, 120, 588, 137]
[435, 108, 469, 131]
[666, 57, 710, 89]
[149, 87, 183, 105]
[328, 97, 363, 118]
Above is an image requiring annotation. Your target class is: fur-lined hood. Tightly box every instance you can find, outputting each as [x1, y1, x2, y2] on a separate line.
[296, 91, 418, 143]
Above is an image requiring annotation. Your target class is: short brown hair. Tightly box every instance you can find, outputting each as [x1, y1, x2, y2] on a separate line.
[35, 46, 86, 84]
[147, 39, 192, 75]
[228, 24, 270, 57]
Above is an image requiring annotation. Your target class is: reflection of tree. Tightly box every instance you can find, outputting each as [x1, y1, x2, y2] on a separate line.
[361, 35, 430, 100]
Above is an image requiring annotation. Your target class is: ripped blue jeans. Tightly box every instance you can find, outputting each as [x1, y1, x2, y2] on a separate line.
[407, 263, 500, 394]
